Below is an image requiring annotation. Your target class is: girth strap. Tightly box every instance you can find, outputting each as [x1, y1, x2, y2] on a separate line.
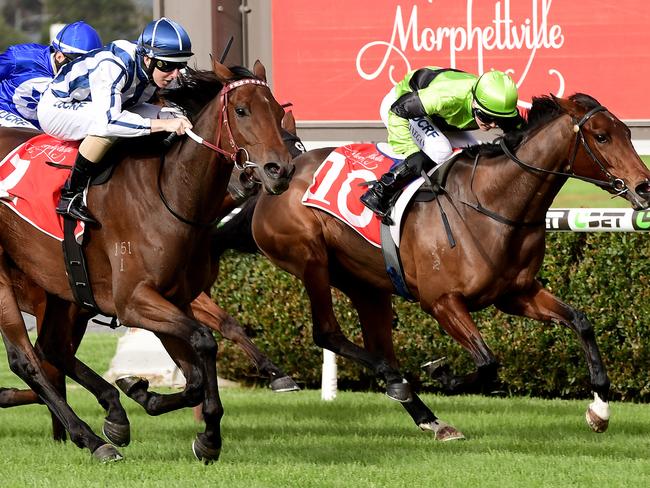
[380, 222, 416, 302]
[62, 218, 100, 312]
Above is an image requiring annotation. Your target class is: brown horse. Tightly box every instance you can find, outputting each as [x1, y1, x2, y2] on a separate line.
[0, 108, 303, 445]
[251, 93, 650, 440]
[0, 59, 293, 462]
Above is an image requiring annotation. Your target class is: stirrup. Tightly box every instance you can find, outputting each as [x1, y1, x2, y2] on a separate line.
[360, 188, 391, 217]
[57, 193, 98, 224]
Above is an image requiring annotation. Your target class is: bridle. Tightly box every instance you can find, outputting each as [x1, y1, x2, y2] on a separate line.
[499, 105, 627, 193]
[463, 104, 628, 228]
[184, 78, 269, 171]
[158, 77, 270, 227]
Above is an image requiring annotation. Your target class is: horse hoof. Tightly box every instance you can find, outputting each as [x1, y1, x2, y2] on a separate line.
[92, 443, 124, 463]
[586, 408, 609, 433]
[385, 379, 413, 403]
[270, 376, 301, 392]
[419, 421, 466, 441]
[421, 357, 448, 378]
[103, 419, 131, 447]
[115, 376, 149, 397]
[436, 424, 465, 441]
[192, 435, 221, 464]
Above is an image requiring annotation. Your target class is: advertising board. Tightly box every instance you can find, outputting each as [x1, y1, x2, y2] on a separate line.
[272, 0, 650, 122]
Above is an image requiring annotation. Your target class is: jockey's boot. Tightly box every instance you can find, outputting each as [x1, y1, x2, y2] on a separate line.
[360, 150, 431, 219]
[56, 153, 98, 225]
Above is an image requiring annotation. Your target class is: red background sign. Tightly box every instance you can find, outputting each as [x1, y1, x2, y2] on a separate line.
[272, 0, 650, 121]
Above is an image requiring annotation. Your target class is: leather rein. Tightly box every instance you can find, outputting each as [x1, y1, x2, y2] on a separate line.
[463, 104, 627, 227]
[157, 77, 269, 227]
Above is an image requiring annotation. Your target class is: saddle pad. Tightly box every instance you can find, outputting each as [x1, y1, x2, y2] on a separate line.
[302, 143, 406, 247]
[0, 134, 84, 241]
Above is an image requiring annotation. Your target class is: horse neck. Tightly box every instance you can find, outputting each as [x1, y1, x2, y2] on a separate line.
[472, 116, 574, 224]
[162, 99, 233, 225]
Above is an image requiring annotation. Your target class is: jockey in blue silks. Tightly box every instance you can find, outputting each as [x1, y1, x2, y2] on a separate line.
[37, 17, 194, 225]
[0, 21, 102, 130]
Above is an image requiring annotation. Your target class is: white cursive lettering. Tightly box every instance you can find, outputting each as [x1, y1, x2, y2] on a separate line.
[355, 0, 565, 107]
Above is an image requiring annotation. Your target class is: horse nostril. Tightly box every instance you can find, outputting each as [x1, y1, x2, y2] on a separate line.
[635, 180, 650, 199]
[263, 162, 282, 179]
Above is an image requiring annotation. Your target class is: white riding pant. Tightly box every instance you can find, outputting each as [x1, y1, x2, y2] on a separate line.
[380, 88, 478, 164]
[38, 91, 164, 141]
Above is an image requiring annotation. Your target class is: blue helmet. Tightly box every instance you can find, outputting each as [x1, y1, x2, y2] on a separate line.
[137, 17, 193, 62]
[51, 21, 102, 56]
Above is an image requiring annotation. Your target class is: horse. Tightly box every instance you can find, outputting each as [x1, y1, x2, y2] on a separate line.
[250, 93, 650, 440]
[0, 108, 304, 442]
[0, 59, 294, 462]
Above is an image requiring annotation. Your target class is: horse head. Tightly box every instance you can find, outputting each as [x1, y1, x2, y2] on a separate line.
[227, 109, 305, 203]
[212, 59, 295, 195]
[556, 94, 650, 209]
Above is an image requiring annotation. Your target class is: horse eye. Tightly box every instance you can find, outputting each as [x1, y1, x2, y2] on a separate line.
[234, 107, 248, 117]
[595, 133, 608, 144]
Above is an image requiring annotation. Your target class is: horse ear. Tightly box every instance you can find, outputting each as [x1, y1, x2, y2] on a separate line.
[282, 110, 297, 135]
[555, 96, 579, 117]
[212, 58, 235, 83]
[253, 60, 267, 82]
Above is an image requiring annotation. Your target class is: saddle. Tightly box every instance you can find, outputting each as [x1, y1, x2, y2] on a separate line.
[302, 143, 461, 300]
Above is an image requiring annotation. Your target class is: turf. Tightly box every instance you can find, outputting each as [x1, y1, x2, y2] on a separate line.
[1, 333, 650, 487]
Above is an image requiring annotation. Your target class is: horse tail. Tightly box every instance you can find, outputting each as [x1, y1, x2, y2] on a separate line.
[210, 195, 259, 260]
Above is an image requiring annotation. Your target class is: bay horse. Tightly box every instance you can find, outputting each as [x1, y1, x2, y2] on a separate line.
[0, 59, 294, 462]
[251, 93, 650, 440]
[0, 107, 304, 444]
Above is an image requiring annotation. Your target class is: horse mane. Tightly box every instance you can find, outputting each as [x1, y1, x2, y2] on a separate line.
[160, 65, 259, 118]
[464, 92, 602, 158]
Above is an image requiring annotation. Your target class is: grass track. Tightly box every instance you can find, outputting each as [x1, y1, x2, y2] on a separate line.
[1, 334, 650, 487]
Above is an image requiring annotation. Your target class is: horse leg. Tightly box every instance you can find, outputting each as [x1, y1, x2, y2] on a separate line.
[301, 255, 413, 402]
[154, 331, 223, 462]
[115, 286, 222, 462]
[0, 281, 64, 436]
[34, 296, 131, 447]
[341, 281, 464, 441]
[0, 253, 121, 461]
[190, 292, 299, 392]
[495, 281, 610, 433]
[3, 277, 73, 442]
[425, 293, 501, 394]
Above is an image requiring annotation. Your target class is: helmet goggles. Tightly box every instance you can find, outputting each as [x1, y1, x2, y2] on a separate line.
[154, 59, 187, 72]
[472, 107, 499, 125]
[473, 107, 522, 131]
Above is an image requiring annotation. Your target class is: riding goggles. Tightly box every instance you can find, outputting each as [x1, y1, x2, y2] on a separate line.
[154, 59, 187, 72]
[472, 107, 501, 125]
[63, 53, 82, 63]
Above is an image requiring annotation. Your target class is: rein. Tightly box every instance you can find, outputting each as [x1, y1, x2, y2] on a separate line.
[157, 77, 269, 227]
[463, 104, 626, 228]
[499, 105, 626, 192]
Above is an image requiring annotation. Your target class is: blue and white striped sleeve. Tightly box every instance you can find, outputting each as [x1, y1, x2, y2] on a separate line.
[87, 59, 151, 138]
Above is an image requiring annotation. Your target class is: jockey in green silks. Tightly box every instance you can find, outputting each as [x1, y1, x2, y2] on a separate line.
[361, 67, 524, 219]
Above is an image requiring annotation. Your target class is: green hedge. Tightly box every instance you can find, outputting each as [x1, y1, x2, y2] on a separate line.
[211, 233, 650, 401]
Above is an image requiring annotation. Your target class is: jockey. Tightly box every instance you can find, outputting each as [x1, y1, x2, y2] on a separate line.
[360, 67, 524, 219]
[37, 17, 194, 224]
[0, 21, 102, 130]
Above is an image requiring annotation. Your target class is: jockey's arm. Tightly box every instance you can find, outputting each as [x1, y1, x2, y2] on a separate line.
[387, 88, 443, 157]
[86, 60, 151, 138]
[386, 110, 418, 157]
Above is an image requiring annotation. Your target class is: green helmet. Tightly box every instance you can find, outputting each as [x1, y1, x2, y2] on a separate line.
[472, 70, 519, 118]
